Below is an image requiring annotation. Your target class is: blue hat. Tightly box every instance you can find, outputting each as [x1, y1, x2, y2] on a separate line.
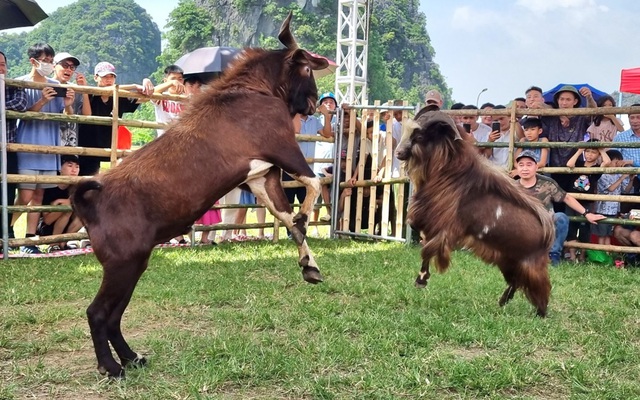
[516, 150, 539, 163]
[318, 92, 337, 106]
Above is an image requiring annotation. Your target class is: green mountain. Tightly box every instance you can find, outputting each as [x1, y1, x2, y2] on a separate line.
[0, 0, 449, 105]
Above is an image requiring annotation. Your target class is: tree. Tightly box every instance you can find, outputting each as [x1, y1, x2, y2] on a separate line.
[0, 0, 161, 85]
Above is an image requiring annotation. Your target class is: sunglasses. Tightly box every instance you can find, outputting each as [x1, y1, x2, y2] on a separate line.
[57, 62, 77, 71]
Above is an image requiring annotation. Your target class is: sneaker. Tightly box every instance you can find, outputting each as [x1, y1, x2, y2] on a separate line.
[21, 245, 42, 255]
[48, 245, 62, 253]
[320, 215, 331, 222]
[550, 254, 561, 267]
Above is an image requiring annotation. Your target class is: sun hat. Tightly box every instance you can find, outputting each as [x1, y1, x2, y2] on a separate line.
[553, 85, 581, 107]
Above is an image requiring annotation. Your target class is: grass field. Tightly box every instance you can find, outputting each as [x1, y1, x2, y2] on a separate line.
[1, 239, 639, 399]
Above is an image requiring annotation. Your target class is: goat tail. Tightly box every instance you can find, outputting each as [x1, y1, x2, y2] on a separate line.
[519, 254, 552, 317]
[539, 208, 555, 251]
[71, 179, 103, 226]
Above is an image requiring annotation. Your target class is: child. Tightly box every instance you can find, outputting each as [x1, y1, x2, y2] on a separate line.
[37, 155, 84, 252]
[565, 141, 610, 261]
[593, 150, 631, 248]
[514, 117, 549, 169]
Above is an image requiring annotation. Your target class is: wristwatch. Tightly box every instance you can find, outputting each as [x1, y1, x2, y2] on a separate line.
[581, 211, 589, 217]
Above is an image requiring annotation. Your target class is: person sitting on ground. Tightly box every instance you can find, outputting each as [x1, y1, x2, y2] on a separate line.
[37, 155, 83, 252]
[514, 150, 606, 266]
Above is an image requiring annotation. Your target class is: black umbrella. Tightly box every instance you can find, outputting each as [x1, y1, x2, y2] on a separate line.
[175, 46, 243, 76]
[0, 0, 48, 30]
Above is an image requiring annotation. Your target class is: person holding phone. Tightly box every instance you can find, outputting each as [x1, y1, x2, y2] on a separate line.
[53, 52, 87, 147]
[483, 105, 512, 170]
[460, 104, 491, 147]
[11, 43, 76, 254]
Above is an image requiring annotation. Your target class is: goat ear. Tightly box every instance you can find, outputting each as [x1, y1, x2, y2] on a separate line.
[278, 12, 299, 50]
[289, 49, 329, 71]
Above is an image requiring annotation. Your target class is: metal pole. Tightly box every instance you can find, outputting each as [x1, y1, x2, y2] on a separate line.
[329, 107, 344, 239]
[1, 74, 9, 257]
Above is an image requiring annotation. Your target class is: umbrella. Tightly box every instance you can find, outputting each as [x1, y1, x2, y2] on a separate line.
[174, 46, 243, 76]
[542, 83, 609, 107]
[305, 51, 337, 79]
[0, 0, 48, 30]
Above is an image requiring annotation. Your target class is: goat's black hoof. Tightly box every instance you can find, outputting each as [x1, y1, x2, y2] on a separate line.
[123, 354, 147, 369]
[99, 364, 125, 379]
[414, 279, 427, 289]
[302, 266, 323, 284]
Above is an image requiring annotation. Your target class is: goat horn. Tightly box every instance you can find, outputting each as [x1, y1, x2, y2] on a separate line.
[278, 11, 299, 50]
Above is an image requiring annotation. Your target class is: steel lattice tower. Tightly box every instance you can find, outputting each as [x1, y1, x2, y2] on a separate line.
[334, 0, 370, 105]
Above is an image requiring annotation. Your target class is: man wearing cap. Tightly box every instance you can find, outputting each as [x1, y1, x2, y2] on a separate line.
[78, 61, 154, 176]
[37, 154, 83, 251]
[515, 149, 605, 265]
[542, 85, 596, 192]
[424, 89, 443, 108]
[53, 52, 87, 146]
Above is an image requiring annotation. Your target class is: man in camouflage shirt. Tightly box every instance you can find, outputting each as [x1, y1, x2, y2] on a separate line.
[515, 150, 605, 265]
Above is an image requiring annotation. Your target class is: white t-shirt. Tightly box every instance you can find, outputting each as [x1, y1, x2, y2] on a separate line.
[490, 131, 512, 169]
[473, 123, 492, 143]
[153, 97, 184, 136]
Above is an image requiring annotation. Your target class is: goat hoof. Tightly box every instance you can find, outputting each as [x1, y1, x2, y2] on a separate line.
[99, 364, 125, 379]
[414, 279, 427, 289]
[302, 266, 323, 284]
[122, 354, 147, 369]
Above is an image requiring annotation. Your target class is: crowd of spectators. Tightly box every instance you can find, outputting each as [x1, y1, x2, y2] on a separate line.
[3, 42, 640, 264]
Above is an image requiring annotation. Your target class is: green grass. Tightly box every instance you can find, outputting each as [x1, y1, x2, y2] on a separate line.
[1, 239, 639, 399]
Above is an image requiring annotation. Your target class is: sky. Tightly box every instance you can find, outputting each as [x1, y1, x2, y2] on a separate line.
[421, 0, 640, 106]
[12, 0, 640, 107]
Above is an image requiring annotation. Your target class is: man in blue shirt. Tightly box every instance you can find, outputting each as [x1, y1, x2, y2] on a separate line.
[612, 104, 640, 166]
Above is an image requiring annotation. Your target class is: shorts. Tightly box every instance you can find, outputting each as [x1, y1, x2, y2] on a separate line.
[17, 169, 57, 190]
[591, 215, 615, 237]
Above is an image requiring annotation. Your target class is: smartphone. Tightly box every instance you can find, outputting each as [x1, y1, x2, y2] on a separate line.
[492, 121, 501, 132]
[462, 123, 471, 133]
[52, 87, 67, 97]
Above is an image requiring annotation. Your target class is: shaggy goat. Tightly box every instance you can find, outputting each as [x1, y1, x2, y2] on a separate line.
[72, 13, 327, 378]
[395, 105, 555, 317]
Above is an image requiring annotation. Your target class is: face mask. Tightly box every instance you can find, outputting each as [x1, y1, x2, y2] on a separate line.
[35, 60, 54, 77]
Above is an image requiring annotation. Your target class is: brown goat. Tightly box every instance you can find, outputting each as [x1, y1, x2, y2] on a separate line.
[395, 105, 555, 317]
[71, 13, 327, 378]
